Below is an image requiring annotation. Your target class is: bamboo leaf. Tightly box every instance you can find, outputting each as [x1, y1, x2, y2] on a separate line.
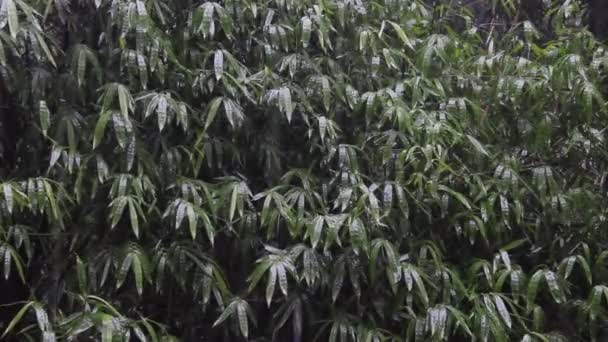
[466, 134, 489, 157]
[590, 285, 603, 320]
[214, 50, 224, 80]
[34, 31, 56, 67]
[277, 264, 288, 296]
[236, 301, 249, 338]
[280, 87, 293, 123]
[248, 260, 272, 292]
[157, 96, 167, 131]
[576, 255, 592, 285]
[301, 17, 311, 48]
[7, 0, 18, 39]
[3, 183, 13, 213]
[111, 196, 129, 229]
[544, 271, 563, 303]
[101, 315, 113, 342]
[213, 302, 235, 327]
[1, 301, 34, 338]
[387, 21, 412, 48]
[33, 303, 49, 332]
[527, 270, 544, 310]
[128, 198, 140, 238]
[266, 265, 277, 306]
[39, 100, 50, 136]
[199, 3, 214, 37]
[438, 185, 472, 210]
[332, 260, 345, 302]
[199, 210, 214, 245]
[205, 97, 223, 130]
[93, 110, 112, 148]
[175, 201, 185, 229]
[229, 184, 238, 223]
[187, 204, 197, 240]
[412, 268, 429, 307]
[493, 294, 512, 328]
[132, 255, 144, 295]
[76, 255, 87, 293]
[117, 84, 132, 119]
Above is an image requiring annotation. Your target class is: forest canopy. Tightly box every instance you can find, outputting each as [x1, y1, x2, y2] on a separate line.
[1, 0, 608, 341]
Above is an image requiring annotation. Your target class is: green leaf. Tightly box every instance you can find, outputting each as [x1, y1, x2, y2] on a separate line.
[199, 3, 214, 37]
[117, 84, 132, 119]
[321, 77, 330, 112]
[101, 314, 113, 342]
[1, 301, 34, 338]
[215, 5, 232, 37]
[265, 265, 277, 307]
[280, 87, 293, 123]
[93, 110, 112, 148]
[132, 255, 144, 295]
[39, 100, 50, 136]
[112, 112, 130, 148]
[157, 96, 167, 131]
[310, 216, 324, 248]
[43, 180, 59, 220]
[349, 217, 368, 255]
[126, 137, 136, 171]
[332, 260, 345, 302]
[236, 300, 249, 338]
[438, 185, 472, 210]
[214, 49, 223, 80]
[576, 255, 592, 285]
[277, 264, 288, 296]
[411, 268, 429, 307]
[137, 54, 147, 89]
[446, 306, 474, 338]
[0, 39, 6, 65]
[301, 17, 311, 48]
[186, 203, 197, 240]
[77, 49, 86, 85]
[3, 183, 13, 214]
[229, 184, 238, 223]
[33, 303, 50, 332]
[213, 302, 234, 327]
[199, 210, 214, 245]
[204, 97, 223, 130]
[527, 270, 544, 311]
[248, 260, 272, 292]
[466, 134, 489, 157]
[34, 31, 56, 67]
[318, 116, 328, 142]
[493, 294, 512, 328]
[110, 196, 129, 229]
[140, 318, 159, 342]
[3, 247, 12, 280]
[500, 239, 527, 251]
[544, 271, 563, 303]
[117, 254, 133, 289]
[76, 255, 87, 293]
[128, 198, 140, 238]
[387, 21, 412, 48]
[6, 0, 18, 39]
[172, 201, 185, 230]
[532, 306, 544, 331]
[590, 285, 603, 320]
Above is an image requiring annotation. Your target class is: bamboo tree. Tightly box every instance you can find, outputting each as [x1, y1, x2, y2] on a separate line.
[0, 0, 607, 341]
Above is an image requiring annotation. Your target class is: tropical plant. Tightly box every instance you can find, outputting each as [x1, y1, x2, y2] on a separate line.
[0, 0, 608, 341]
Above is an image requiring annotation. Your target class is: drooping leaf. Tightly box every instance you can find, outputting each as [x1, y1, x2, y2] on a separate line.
[214, 50, 224, 80]
[39, 101, 50, 136]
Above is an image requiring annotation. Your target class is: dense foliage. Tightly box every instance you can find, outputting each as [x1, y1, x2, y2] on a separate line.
[1, 0, 608, 340]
